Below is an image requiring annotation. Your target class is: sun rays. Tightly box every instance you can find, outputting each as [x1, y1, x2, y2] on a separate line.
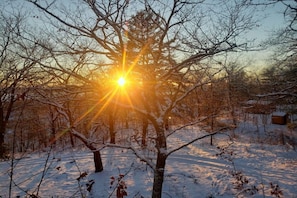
[51, 32, 153, 144]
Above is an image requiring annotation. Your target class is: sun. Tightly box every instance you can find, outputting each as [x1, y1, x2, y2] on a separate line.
[117, 76, 126, 87]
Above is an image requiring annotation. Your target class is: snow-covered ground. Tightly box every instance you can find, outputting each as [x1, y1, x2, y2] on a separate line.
[1, 118, 297, 198]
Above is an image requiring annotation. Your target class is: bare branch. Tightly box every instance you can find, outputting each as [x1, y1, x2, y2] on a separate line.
[167, 127, 229, 157]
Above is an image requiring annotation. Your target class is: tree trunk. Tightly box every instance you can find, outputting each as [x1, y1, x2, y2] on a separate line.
[93, 150, 103, 172]
[152, 152, 167, 198]
[0, 123, 5, 158]
[0, 103, 6, 158]
[109, 112, 115, 144]
[70, 133, 75, 147]
[71, 130, 104, 172]
[142, 117, 148, 147]
[152, 125, 167, 198]
[20, 129, 23, 152]
[49, 109, 57, 148]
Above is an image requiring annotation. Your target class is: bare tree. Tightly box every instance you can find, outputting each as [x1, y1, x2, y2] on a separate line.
[222, 60, 251, 125]
[0, 6, 53, 198]
[0, 8, 45, 158]
[256, 0, 297, 105]
[25, 0, 258, 197]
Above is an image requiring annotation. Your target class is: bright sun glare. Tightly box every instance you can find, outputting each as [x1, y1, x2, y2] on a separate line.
[117, 77, 126, 87]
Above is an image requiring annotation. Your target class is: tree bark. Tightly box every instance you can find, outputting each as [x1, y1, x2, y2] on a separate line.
[152, 125, 167, 198]
[0, 103, 5, 158]
[0, 121, 5, 158]
[93, 150, 103, 172]
[152, 152, 167, 198]
[69, 132, 75, 147]
[141, 117, 148, 147]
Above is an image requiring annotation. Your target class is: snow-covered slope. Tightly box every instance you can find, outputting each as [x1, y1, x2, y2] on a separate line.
[1, 123, 297, 197]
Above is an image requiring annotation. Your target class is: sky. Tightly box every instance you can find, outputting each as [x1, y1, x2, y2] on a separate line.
[0, 0, 290, 70]
[244, 2, 288, 69]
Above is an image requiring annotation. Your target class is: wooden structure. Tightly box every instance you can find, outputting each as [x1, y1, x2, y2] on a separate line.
[271, 112, 287, 125]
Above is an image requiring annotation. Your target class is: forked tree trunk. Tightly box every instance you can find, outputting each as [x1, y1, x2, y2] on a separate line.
[71, 130, 104, 172]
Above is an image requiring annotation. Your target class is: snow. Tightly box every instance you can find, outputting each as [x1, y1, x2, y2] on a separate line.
[1, 118, 297, 198]
[244, 100, 272, 106]
[272, 112, 287, 117]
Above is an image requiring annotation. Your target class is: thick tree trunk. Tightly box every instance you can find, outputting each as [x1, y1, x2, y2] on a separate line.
[152, 152, 167, 198]
[71, 130, 104, 172]
[152, 125, 167, 198]
[93, 150, 103, 172]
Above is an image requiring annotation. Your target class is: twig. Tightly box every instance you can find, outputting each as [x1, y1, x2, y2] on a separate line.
[71, 149, 86, 198]
[167, 127, 229, 157]
[34, 147, 53, 197]
[108, 163, 134, 198]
